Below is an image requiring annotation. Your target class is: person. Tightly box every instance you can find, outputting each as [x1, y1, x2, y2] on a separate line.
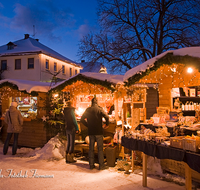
[63, 101, 79, 163]
[3, 102, 23, 155]
[80, 97, 109, 170]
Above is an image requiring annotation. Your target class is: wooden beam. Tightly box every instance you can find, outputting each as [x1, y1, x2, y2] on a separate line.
[185, 163, 192, 190]
[131, 150, 134, 173]
[142, 153, 147, 187]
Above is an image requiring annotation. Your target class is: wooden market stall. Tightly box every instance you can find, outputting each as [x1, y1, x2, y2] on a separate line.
[49, 72, 127, 157]
[123, 47, 200, 190]
[0, 79, 49, 148]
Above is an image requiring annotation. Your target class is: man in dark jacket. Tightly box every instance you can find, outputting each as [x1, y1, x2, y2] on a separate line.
[63, 101, 79, 163]
[80, 97, 109, 170]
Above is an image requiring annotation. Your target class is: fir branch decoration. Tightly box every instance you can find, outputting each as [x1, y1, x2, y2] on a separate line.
[125, 53, 200, 86]
[0, 81, 38, 96]
[49, 73, 116, 93]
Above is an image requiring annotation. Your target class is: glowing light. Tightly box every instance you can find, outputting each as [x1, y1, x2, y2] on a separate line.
[53, 93, 59, 98]
[187, 67, 193, 73]
[171, 67, 176, 72]
[75, 107, 85, 116]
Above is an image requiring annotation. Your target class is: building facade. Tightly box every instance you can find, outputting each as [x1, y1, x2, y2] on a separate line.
[0, 34, 82, 82]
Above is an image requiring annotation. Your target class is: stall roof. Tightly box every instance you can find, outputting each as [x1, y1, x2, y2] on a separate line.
[50, 72, 124, 92]
[0, 79, 50, 93]
[124, 47, 200, 84]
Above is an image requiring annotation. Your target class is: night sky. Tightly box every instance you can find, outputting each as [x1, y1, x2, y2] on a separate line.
[0, 0, 99, 63]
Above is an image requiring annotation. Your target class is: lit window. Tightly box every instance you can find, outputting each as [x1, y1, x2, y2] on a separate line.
[45, 59, 49, 70]
[62, 65, 65, 74]
[15, 59, 21, 70]
[28, 58, 34, 69]
[70, 68, 72, 77]
[1, 60, 7, 70]
[54, 62, 57, 72]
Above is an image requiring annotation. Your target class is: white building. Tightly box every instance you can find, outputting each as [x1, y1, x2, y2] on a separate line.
[0, 34, 82, 82]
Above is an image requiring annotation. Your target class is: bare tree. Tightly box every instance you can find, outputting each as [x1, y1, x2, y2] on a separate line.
[78, 0, 200, 74]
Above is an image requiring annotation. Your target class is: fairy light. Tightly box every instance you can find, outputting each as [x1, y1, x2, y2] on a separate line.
[187, 67, 193, 73]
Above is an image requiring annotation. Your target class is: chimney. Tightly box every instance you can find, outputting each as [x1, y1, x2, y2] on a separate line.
[81, 60, 85, 63]
[24, 34, 29, 39]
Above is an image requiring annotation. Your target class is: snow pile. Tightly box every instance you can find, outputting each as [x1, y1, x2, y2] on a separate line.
[18, 135, 66, 160]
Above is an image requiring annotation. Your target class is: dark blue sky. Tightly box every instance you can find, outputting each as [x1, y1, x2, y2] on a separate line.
[0, 0, 99, 63]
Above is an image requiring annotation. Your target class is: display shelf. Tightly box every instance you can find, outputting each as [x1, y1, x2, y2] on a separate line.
[173, 96, 200, 104]
[182, 110, 195, 116]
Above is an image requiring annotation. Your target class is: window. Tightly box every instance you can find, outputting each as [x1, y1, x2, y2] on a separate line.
[15, 59, 21, 70]
[45, 59, 49, 70]
[70, 68, 72, 77]
[1, 60, 7, 70]
[75, 69, 77, 75]
[28, 58, 34, 69]
[54, 62, 57, 72]
[62, 65, 65, 74]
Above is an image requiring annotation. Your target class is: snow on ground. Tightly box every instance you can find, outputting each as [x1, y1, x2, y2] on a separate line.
[0, 136, 192, 190]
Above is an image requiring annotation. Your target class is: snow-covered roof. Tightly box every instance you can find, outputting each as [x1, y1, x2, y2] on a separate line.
[124, 47, 200, 81]
[0, 35, 82, 68]
[0, 79, 50, 93]
[51, 72, 124, 92]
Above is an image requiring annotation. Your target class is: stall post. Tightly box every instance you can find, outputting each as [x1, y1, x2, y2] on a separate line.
[185, 163, 192, 190]
[121, 98, 125, 159]
[142, 153, 147, 187]
[131, 94, 134, 172]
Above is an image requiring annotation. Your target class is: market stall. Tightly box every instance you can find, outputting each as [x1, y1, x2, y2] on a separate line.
[123, 47, 200, 190]
[0, 79, 49, 148]
[49, 72, 126, 158]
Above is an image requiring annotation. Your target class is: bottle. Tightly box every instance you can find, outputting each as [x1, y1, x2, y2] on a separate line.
[182, 103, 185, 111]
[194, 103, 197, 110]
[188, 102, 192, 111]
[185, 101, 188, 111]
[191, 102, 194, 110]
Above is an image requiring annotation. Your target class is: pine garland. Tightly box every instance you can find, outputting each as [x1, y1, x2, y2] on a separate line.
[125, 53, 200, 86]
[49, 73, 116, 93]
[0, 81, 38, 96]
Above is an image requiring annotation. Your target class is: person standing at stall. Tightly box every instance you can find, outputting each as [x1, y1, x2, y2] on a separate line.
[80, 97, 109, 170]
[3, 102, 23, 155]
[63, 101, 79, 163]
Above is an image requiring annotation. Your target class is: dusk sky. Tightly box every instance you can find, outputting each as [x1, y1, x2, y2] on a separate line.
[0, 0, 99, 63]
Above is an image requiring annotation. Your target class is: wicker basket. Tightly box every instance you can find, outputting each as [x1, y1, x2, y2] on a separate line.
[183, 138, 200, 152]
[170, 136, 184, 149]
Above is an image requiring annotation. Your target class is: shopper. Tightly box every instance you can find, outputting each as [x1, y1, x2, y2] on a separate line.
[3, 102, 23, 155]
[80, 97, 109, 170]
[63, 101, 79, 163]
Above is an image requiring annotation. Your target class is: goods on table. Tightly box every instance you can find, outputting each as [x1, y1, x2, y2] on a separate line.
[170, 135, 200, 152]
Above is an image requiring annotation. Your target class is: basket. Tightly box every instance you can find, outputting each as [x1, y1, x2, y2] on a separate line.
[170, 136, 184, 149]
[183, 138, 200, 152]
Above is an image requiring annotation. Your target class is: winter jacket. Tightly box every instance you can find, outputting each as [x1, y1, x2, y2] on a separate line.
[4, 106, 24, 133]
[80, 103, 109, 135]
[63, 107, 79, 131]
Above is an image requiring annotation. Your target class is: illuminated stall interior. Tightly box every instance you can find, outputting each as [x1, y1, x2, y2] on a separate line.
[51, 73, 125, 122]
[0, 80, 49, 148]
